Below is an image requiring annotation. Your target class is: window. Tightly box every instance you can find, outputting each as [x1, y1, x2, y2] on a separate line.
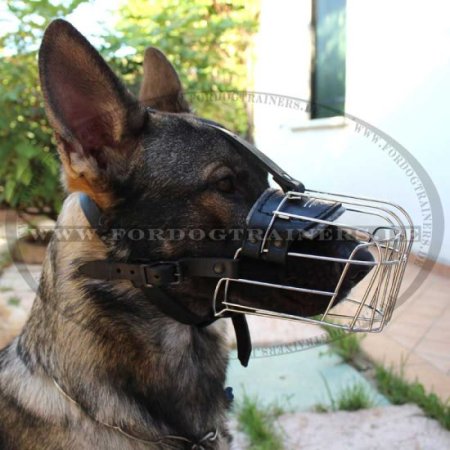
[310, 0, 347, 119]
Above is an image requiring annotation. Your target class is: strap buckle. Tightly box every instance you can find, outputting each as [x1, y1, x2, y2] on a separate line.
[140, 262, 181, 288]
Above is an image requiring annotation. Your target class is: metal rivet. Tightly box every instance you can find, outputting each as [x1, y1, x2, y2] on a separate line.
[273, 240, 283, 248]
[213, 263, 225, 274]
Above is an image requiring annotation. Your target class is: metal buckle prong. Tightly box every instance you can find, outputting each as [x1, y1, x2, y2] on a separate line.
[141, 262, 181, 288]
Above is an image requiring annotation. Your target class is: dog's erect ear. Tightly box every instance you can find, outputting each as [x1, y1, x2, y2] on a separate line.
[39, 19, 147, 208]
[139, 47, 190, 113]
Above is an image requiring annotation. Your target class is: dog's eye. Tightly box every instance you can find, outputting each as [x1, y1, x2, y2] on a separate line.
[216, 175, 236, 194]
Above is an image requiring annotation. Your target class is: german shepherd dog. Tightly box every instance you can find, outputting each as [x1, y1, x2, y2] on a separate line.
[0, 20, 372, 449]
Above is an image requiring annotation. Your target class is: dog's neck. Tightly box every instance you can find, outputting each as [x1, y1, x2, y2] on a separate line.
[16, 193, 230, 442]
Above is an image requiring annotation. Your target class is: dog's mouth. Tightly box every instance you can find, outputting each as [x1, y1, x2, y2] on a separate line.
[225, 254, 373, 317]
[227, 234, 375, 317]
[171, 229, 375, 319]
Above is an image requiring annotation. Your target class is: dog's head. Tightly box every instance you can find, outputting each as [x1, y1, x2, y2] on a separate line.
[39, 20, 372, 320]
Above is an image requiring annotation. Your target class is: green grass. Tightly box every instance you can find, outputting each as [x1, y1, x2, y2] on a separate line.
[321, 327, 450, 429]
[236, 395, 285, 450]
[335, 383, 376, 411]
[0, 286, 13, 293]
[322, 326, 365, 364]
[313, 403, 330, 413]
[7, 296, 21, 307]
[316, 373, 376, 412]
[375, 365, 450, 430]
[0, 252, 12, 273]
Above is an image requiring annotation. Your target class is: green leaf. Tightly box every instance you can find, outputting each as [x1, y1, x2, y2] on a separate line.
[20, 165, 33, 186]
[16, 141, 37, 158]
[4, 179, 17, 204]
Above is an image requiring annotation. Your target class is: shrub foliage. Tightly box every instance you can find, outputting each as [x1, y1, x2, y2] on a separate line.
[0, 0, 258, 217]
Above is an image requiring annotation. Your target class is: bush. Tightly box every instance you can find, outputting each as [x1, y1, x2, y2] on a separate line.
[0, 1, 86, 217]
[0, 0, 259, 217]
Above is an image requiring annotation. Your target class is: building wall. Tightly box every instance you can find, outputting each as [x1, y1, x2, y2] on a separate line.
[253, 0, 450, 264]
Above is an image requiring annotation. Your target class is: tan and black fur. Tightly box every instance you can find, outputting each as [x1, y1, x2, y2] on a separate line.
[0, 20, 371, 449]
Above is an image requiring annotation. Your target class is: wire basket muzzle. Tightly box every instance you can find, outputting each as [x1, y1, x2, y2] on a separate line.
[213, 189, 414, 332]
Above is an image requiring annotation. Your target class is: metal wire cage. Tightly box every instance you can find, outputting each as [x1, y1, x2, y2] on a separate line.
[213, 189, 414, 332]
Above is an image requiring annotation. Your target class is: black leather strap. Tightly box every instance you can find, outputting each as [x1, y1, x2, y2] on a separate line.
[79, 192, 105, 230]
[78, 256, 252, 366]
[242, 188, 346, 263]
[78, 258, 239, 288]
[140, 286, 251, 366]
[232, 315, 252, 367]
[143, 286, 251, 366]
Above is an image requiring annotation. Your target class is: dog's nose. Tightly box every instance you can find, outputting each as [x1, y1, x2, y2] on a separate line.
[345, 247, 374, 285]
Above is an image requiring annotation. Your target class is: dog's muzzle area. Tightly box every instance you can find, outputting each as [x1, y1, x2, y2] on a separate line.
[230, 231, 374, 318]
[212, 186, 413, 333]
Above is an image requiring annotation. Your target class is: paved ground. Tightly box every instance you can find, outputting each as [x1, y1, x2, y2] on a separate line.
[361, 261, 450, 401]
[227, 346, 388, 412]
[230, 404, 450, 450]
[0, 262, 40, 349]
